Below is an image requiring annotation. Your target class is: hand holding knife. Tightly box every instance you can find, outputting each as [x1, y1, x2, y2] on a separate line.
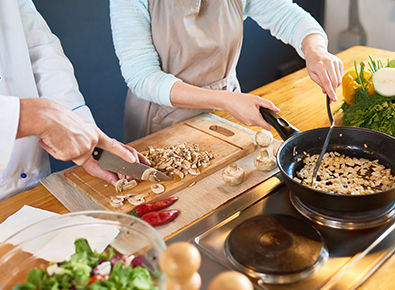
[92, 148, 172, 182]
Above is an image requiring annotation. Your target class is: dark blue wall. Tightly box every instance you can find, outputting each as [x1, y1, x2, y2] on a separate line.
[33, 0, 324, 172]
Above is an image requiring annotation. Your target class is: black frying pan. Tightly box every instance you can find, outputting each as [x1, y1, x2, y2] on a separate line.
[260, 107, 395, 212]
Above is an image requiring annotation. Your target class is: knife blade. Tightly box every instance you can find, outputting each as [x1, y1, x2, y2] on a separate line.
[92, 148, 172, 181]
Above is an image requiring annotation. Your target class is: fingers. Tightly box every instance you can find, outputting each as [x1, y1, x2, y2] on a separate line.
[137, 151, 151, 166]
[306, 54, 343, 103]
[82, 158, 119, 186]
[259, 98, 280, 112]
[98, 135, 137, 164]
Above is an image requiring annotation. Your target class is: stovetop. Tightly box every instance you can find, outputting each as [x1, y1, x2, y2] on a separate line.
[168, 173, 395, 290]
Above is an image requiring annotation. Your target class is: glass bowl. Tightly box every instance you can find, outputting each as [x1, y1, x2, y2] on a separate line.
[0, 210, 166, 289]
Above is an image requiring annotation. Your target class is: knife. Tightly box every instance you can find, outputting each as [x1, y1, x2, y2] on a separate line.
[92, 148, 172, 181]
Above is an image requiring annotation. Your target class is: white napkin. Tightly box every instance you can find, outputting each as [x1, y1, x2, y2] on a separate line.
[0, 205, 119, 262]
[0, 205, 59, 243]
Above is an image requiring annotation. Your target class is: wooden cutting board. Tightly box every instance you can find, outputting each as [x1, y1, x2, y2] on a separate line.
[64, 117, 255, 214]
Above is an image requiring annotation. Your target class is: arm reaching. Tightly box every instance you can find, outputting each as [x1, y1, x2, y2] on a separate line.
[17, 98, 149, 185]
[170, 81, 280, 130]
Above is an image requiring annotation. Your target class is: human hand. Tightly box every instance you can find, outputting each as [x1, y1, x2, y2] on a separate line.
[223, 92, 280, 130]
[170, 81, 279, 130]
[82, 147, 150, 186]
[302, 34, 343, 102]
[18, 98, 149, 171]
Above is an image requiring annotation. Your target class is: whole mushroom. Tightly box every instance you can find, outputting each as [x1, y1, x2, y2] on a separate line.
[254, 148, 277, 171]
[222, 163, 245, 186]
[255, 130, 273, 147]
[272, 141, 284, 157]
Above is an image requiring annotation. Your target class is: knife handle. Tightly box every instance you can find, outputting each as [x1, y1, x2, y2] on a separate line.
[92, 147, 104, 161]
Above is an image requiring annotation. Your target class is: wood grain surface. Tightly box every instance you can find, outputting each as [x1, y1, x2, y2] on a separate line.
[64, 117, 255, 213]
[1, 46, 395, 290]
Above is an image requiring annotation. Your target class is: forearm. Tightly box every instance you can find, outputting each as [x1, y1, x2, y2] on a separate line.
[170, 81, 229, 110]
[170, 81, 280, 131]
[301, 34, 328, 59]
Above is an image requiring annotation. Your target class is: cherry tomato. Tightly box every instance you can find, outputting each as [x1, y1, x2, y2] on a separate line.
[88, 274, 109, 284]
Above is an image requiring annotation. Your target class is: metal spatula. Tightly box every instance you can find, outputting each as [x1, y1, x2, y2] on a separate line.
[311, 95, 335, 185]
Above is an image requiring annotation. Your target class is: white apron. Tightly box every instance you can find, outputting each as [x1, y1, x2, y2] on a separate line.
[124, 0, 244, 142]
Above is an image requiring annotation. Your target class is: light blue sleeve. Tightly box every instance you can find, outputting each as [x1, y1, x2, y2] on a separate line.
[110, 0, 179, 107]
[242, 0, 328, 59]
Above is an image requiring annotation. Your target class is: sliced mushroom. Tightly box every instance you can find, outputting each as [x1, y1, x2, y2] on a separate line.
[222, 163, 245, 185]
[123, 179, 138, 190]
[127, 197, 145, 206]
[134, 192, 150, 200]
[141, 168, 160, 181]
[188, 165, 200, 176]
[254, 148, 277, 171]
[151, 184, 165, 194]
[110, 201, 124, 208]
[110, 196, 124, 208]
[172, 168, 185, 179]
[115, 179, 127, 193]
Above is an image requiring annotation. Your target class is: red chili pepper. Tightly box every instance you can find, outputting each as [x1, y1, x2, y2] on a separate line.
[131, 196, 178, 217]
[142, 209, 179, 227]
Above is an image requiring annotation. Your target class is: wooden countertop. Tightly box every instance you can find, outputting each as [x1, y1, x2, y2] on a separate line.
[1, 46, 395, 289]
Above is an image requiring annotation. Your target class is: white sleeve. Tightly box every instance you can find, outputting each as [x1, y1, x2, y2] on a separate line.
[20, 0, 95, 122]
[0, 96, 20, 173]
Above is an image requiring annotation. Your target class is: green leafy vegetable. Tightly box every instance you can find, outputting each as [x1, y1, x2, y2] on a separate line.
[337, 87, 395, 137]
[13, 238, 158, 290]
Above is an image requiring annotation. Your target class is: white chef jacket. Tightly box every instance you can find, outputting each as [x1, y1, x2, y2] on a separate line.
[0, 0, 94, 201]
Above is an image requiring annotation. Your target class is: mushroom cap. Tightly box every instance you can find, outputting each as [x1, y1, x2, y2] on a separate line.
[255, 130, 273, 147]
[222, 163, 245, 185]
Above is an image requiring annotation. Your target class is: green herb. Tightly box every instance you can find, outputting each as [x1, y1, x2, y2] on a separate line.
[338, 87, 395, 137]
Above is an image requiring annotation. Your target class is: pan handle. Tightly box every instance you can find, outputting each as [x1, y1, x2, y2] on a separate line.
[259, 107, 300, 140]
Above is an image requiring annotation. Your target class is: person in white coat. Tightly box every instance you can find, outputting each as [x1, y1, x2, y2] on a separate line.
[0, 0, 149, 201]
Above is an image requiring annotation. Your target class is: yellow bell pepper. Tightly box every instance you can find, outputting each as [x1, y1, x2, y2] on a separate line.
[342, 69, 376, 105]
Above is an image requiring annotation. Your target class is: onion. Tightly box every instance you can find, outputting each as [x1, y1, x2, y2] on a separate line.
[373, 67, 395, 97]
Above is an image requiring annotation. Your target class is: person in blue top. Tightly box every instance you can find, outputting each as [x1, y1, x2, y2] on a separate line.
[110, 0, 343, 142]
